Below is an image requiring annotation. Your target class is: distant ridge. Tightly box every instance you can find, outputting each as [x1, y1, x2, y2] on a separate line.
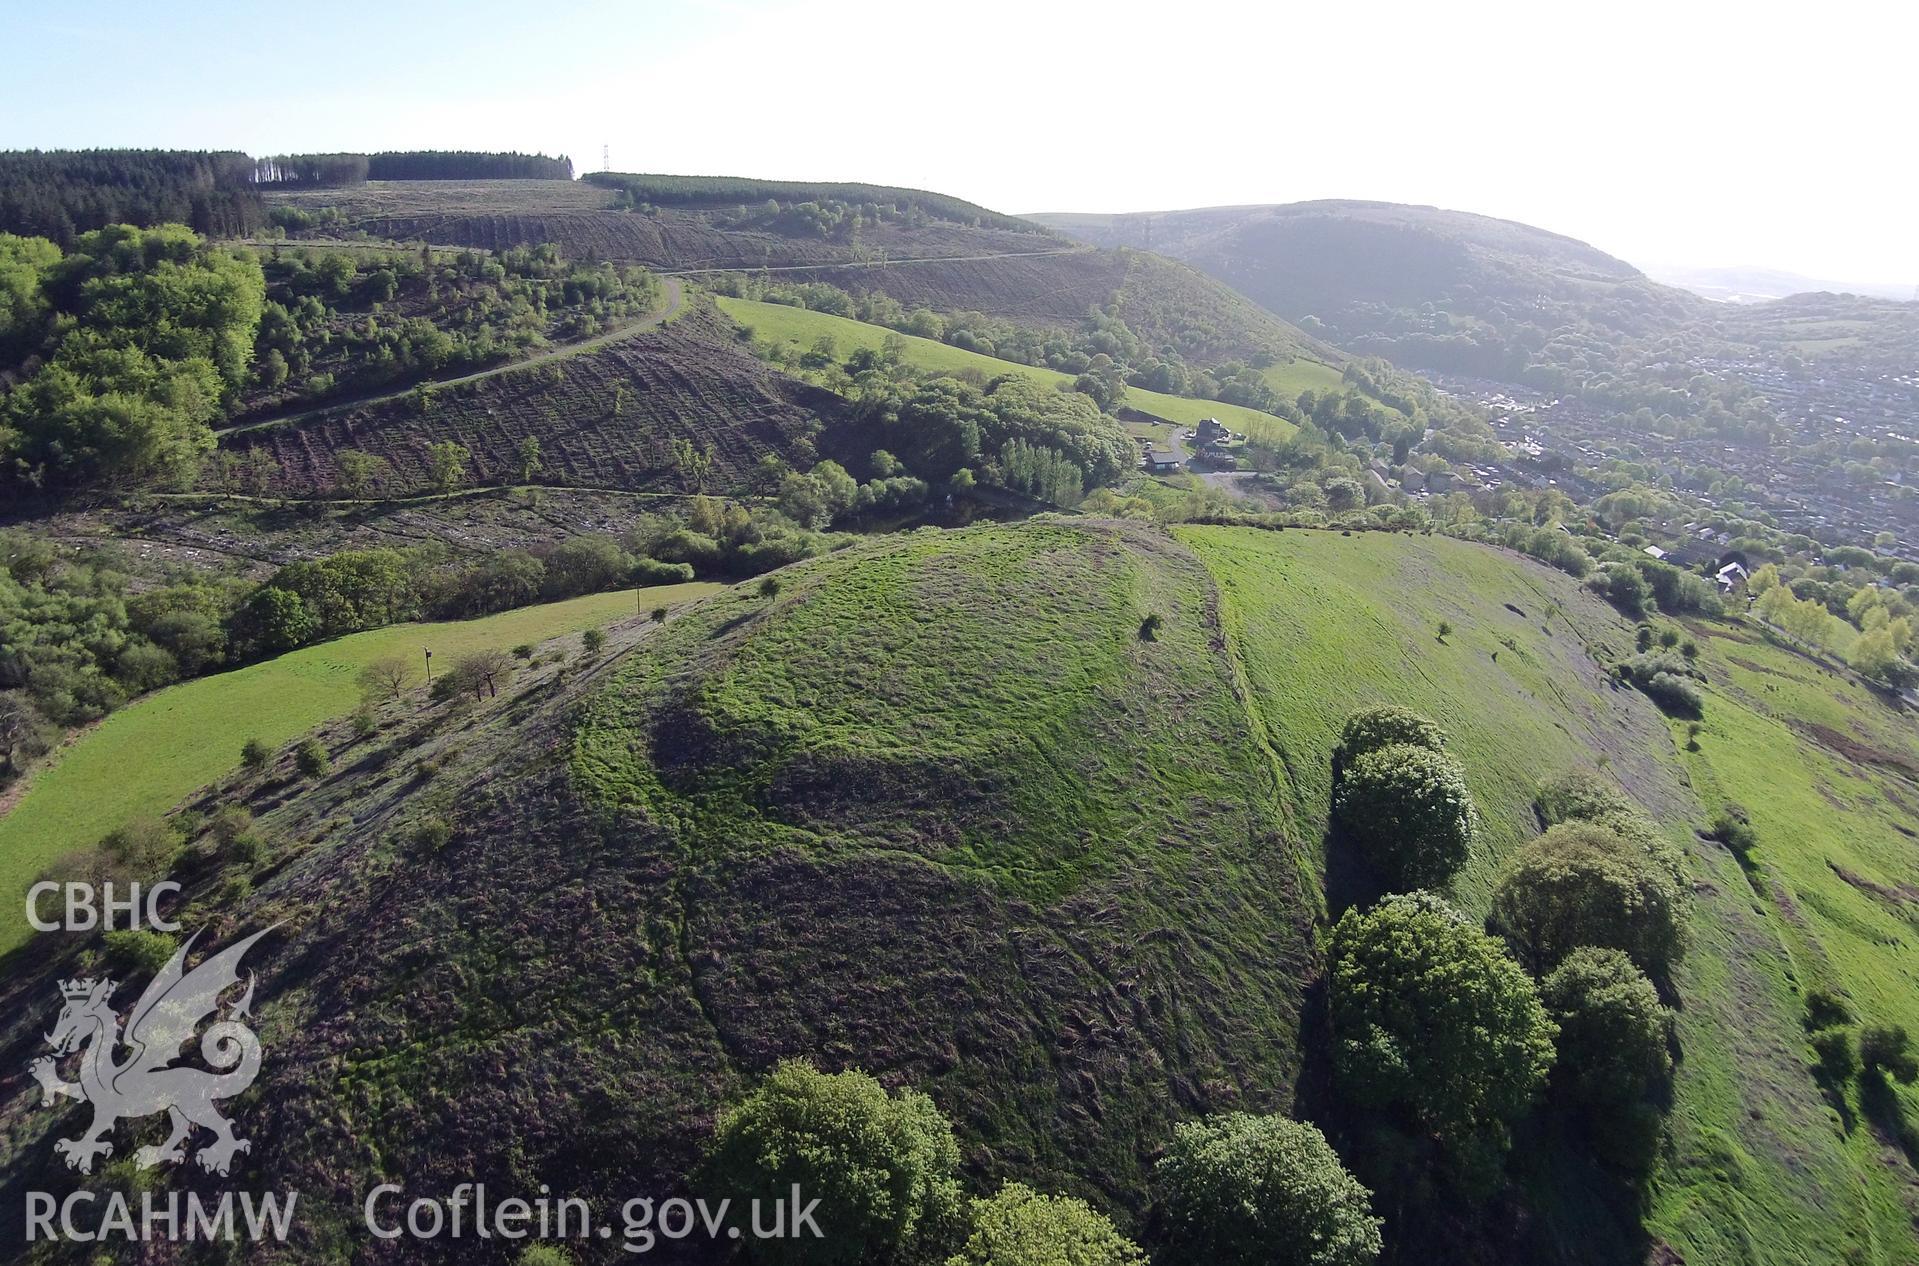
[1641, 262, 1916, 304]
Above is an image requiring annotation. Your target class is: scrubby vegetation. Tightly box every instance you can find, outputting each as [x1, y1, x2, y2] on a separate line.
[1, 223, 265, 488]
[239, 241, 661, 414]
[583, 171, 1035, 233]
[0, 495, 822, 758]
[722, 303, 1142, 510]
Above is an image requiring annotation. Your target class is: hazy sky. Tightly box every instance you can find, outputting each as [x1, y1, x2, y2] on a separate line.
[6, 0, 1913, 285]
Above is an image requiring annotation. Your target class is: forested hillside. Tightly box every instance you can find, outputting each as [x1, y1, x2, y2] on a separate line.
[0, 150, 263, 243]
[0, 149, 578, 244]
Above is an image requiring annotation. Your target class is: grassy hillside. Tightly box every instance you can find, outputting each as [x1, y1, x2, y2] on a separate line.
[1175, 528, 1680, 902]
[1177, 526, 1917, 1265]
[716, 295, 1300, 442]
[0, 521, 1318, 1251]
[2, 519, 1910, 1263]
[0, 581, 718, 951]
[1673, 619, 1919, 1252]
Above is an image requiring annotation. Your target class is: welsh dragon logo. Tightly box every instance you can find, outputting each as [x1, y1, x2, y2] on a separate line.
[27, 927, 272, 1176]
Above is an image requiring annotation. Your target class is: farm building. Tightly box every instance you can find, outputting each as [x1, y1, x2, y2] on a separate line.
[1144, 446, 1181, 473]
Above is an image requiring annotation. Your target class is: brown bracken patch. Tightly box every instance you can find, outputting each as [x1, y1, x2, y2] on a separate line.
[1799, 722, 1919, 781]
[1828, 861, 1919, 909]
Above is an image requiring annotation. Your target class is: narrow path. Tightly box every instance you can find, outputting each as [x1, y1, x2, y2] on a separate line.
[131, 483, 718, 508]
[215, 244, 1089, 439]
[215, 278, 684, 438]
[658, 246, 1091, 277]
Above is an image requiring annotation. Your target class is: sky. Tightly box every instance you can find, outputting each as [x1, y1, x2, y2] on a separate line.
[5, 0, 1914, 286]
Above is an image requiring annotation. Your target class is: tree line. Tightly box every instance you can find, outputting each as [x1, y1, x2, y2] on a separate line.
[1321, 709, 1690, 1249]
[252, 150, 573, 186]
[582, 171, 1037, 233]
[0, 149, 576, 245]
[0, 150, 262, 244]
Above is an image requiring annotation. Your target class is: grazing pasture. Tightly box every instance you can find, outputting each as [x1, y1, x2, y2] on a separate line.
[0, 581, 719, 950]
[1179, 525, 1918, 1265]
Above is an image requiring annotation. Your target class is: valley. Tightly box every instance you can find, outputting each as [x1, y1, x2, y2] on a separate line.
[0, 147, 1914, 1266]
[1039, 202, 1919, 560]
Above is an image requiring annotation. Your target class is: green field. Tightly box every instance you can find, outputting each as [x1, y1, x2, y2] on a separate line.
[1670, 619, 1919, 1258]
[1259, 357, 1355, 403]
[715, 296, 1300, 443]
[1178, 525, 1917, 1265]
[1175, 526, 1658, 904]
[0, 582, 719, 951]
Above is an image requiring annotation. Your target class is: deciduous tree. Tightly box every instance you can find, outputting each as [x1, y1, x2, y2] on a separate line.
[426, 440, 470, 493]
[947, 1183, 1144, 1266]
[1489, 822, 1687, 975]
[1330, 893, 1556, 1148]
[1157, 1113, 1381, 1266]
[1333, 743, 1477, 890]
[700, 1060, 962, 1266]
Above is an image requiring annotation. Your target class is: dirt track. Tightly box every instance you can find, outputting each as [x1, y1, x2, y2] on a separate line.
[657, 246, 1091, 277]
[216, 277, 686, 438]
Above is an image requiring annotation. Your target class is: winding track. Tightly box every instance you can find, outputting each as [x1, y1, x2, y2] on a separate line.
[656, 245, 1091, 277]
[215, 277, 686, 438]
[215, 244, 1093, 440]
